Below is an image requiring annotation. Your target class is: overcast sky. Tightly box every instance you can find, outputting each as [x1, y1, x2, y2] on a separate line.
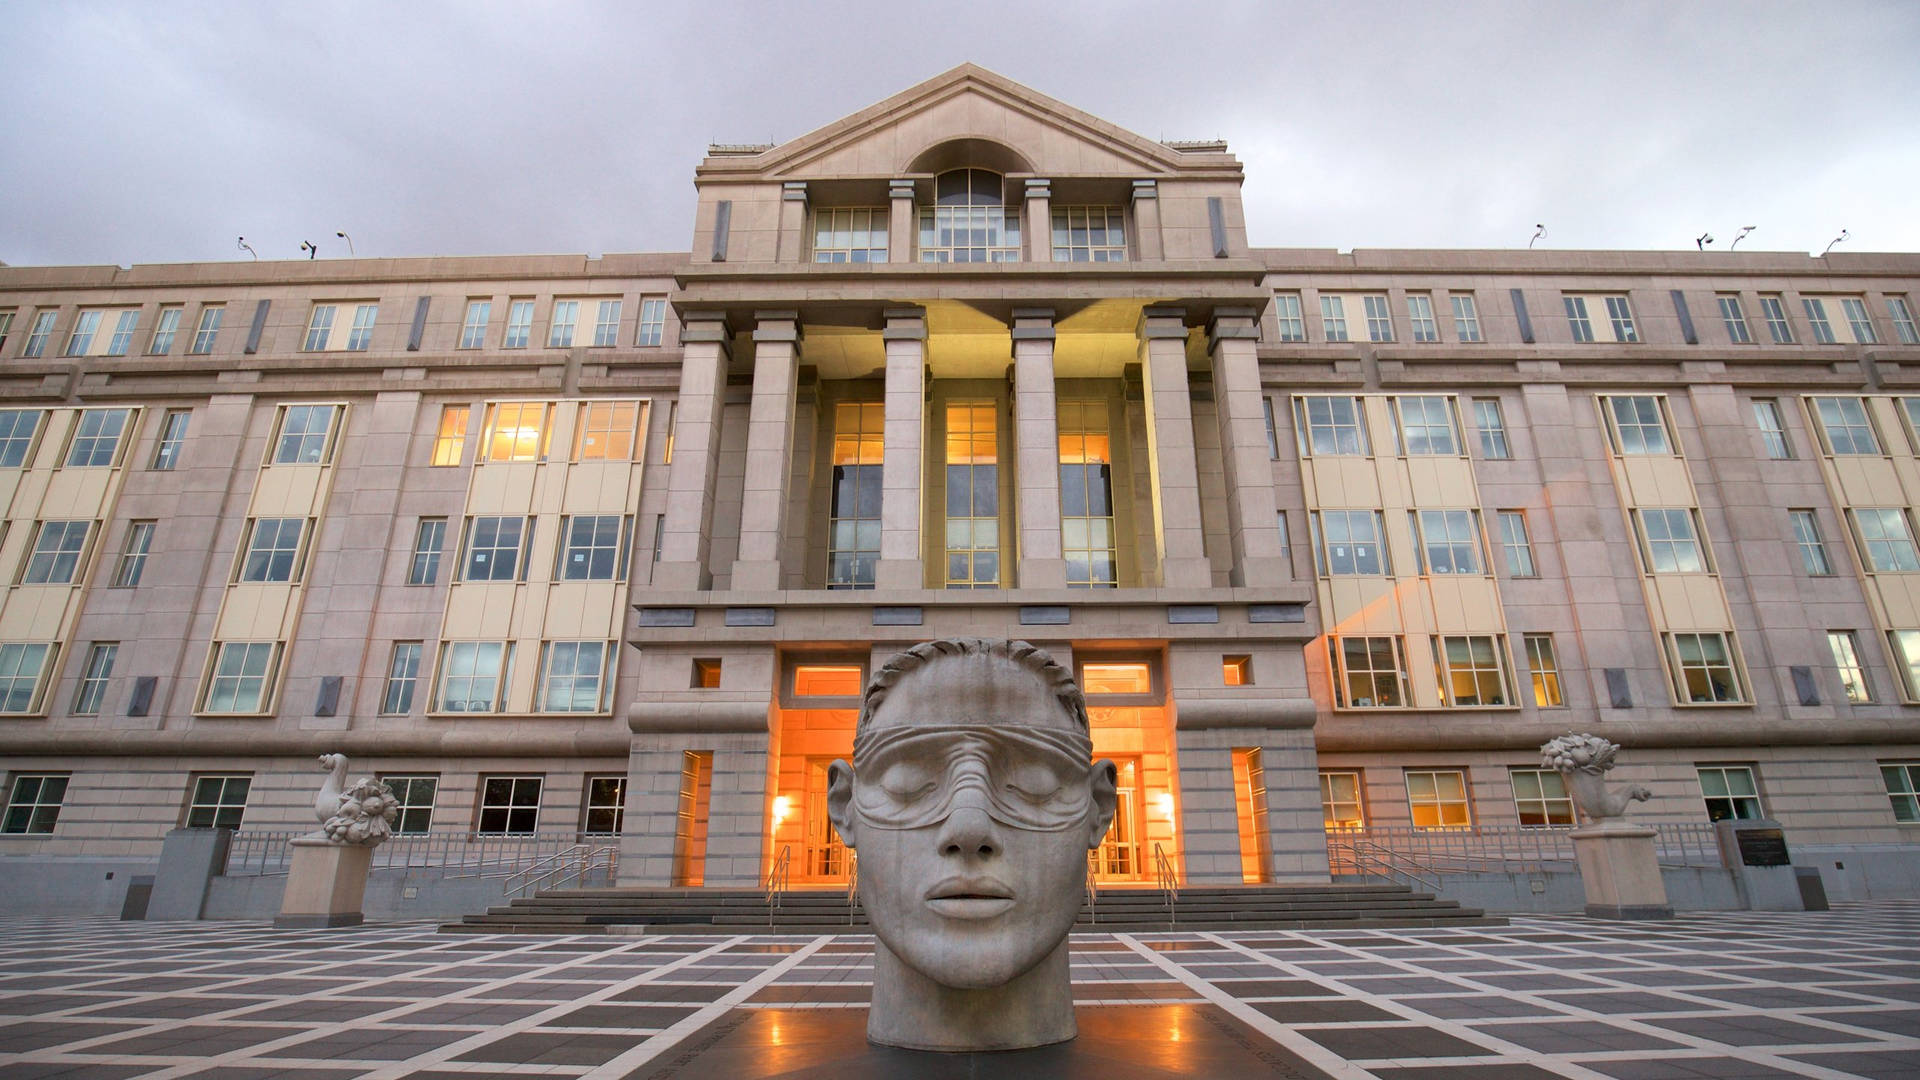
[3, 0, 1916, 268]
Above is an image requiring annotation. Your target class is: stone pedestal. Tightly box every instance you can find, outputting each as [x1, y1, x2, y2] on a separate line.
[1570, 822, 1672, 920]
[274, 836, 373, 928]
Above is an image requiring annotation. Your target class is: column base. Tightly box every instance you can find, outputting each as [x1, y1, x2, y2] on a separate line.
[730, 560, 782, 592]
[1570, 823, 1671, 920]
[1584, 903, 1674, 921]
[278, 836, 375, 927]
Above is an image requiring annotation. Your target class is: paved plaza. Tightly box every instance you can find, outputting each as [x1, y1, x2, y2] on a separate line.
[1, 903, 1918, 1079]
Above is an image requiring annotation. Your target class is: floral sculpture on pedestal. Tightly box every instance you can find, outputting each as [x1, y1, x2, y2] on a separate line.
[1540, 733, 1652, 822]
[312, 753, 399, 846]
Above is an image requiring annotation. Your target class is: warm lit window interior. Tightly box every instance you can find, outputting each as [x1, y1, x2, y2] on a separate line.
[792, 664, 862, 697]
[1081, 661, 1150, 695]
[693, 658, 722, 689]
[1223, 655, 1252, 686]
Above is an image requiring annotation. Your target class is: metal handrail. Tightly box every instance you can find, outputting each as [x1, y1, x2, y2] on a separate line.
[505, 844, 618, 899]
[846, 850, 861, 926]
[1325, 820, 1726, 881]
[222, 830, 601, 878]
[1152, 842, 1179, 925]
[765, 844, 792, 926]
[1084, 850, 1099, 925]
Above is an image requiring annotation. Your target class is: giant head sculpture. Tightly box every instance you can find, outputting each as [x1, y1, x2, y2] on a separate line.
[827, 638, 1117, 1051]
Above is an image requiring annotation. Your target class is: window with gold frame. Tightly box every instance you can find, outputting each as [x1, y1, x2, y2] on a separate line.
[482, 401, 551, 462]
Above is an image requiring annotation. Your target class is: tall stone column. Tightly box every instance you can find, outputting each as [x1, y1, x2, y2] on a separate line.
[1208, 307, 1289, 585]
[654, 311, 732, 590]
[1023, 179, 1052, 263]
[888, 180, 916, 263]
[875, 307, 926, 590]
[1012, 308, 1066, 589]
[1138, 306, 1212, 589]
[731, 311, 801, 592]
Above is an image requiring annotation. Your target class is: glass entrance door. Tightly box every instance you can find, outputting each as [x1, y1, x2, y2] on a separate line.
[1095, 757, 1144, 881]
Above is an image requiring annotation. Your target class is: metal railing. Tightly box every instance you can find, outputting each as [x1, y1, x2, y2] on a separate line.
[1084, 850, 1099, 924]
[222, 830, 607, 878]
[764, 844, 792, 926]
[505, 844, 619, 899]
[846, 850, 861, 926]
[1326, 820, 1725, 882]
[1152, 842, 1180, 925]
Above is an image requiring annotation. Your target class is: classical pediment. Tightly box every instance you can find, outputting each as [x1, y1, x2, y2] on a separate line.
[699, 63, 1238, 181]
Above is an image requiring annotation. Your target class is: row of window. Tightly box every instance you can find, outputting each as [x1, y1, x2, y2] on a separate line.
[0, 772, 626, 838]
[810, 201, 1129, 264]
[1328, 629, 1739, 709]
[1277, 292, 1485, 344]
[1, 306, 222, 358]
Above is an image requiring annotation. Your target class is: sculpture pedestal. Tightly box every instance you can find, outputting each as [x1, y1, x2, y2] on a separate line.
[1570, 822, 1671, 920]
[274, 836, 373, 928]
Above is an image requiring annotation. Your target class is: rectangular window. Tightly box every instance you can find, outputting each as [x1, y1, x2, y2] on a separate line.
[1311, 510, 1389, 575]
[1406, 294, 1439, 342]
[1275, 511, 1291, 562]
[1510, 769, 1576, 827]
[1852, 508, 1920, 572]
[1889, 296, 1919, 345]
[304, 304, 336, 350]
[1669, 633, 1742, 704]
[557, 515, 629, 581]
[1790, 510, 1833, 575]
[945, 402, 1000, 588]
[152, 409, 191, 471]
[104, 310, 138, 356]
[148, 306, 182, 355]
[437, 642, 510, 713]
[575, 400, 639, 460]
[539, 640, 608, 712]
[190, 306, 224, 353]
[113, 522, 154, 588]
[1435, 635, 1509, 706]
[917, 189, 1020, 263]
[72, 642, 117, 715]
[1697, 766, 1761, 821]
[483, 401, 549, 462]
[504, 299, 534, 348]
[64, 310, 102, 356]
[1058, 400, 1115, 588]
[1605, 295, 1638, 342]
[1320, 771, 1363, 828]
[1329, 636, 1407, 708]
[459, 300, 491, 349]
[431, 405, 469, 467]
[1841, 297, 1878, 344]
[1564, 296, 1594, 342]
[1450, 294, 1482, 342]
[22, 520, 92, 584]
[203, 642, 278, 713]
[1759, 295, 1793, 343]
[1051, 206, 1128, 261]
[65, 408, 132, 467]
[0, 409, 40, 467]
[830, 401, 885, 589]
[0, 644, 53, 713]
[1634, 508, 1708, 573]
[381, 642, 423, 715]
[1407, 769, 1471, 829]
[1395, 396, 1458, 455]
[813, 207, 890, 262]
[1812, 397, 1879, 455]
[793, 663, 864, 697]
[273, 404, 340, 465]
[2, 774, 68, 835]
[1752, 399, 1791, 459]
[637, 296, 667, 347]
[583, 775, 626, 836]
[184, 775, 250, 829]
[1222, 655, 1252, 685]
[1717, 295, 1753, 343]
[0, 311, 14, 353]
[548, 300, 579, 347]
[382, 775, 436, 833]
[408, 518, 445, 585]
[592, 299, 622, 347]
[1892, 631, 1920, 702]
[1523, 634, 1563, 706]
[1496, 510, 1536, 577]
[1881, 763, 1920, 823]
[1603, 395, 1672, 455]
[22, 311, 57, 358]
[1828, 630, 1871, 703]
[1416, 509, 1483, 575]
[478, 775, 541, 835]
[1263, 397, 1279, 459]
[1319, 295, 1349, 342]
[237, 518, 306, 583]
[1294, 396, 1370, 456]
[1803, 298, 1837, 344]
[693, 658, 722, 688]
[1362, 295, 1394, 342]
[461, 516, 530, 581]
[346, 303, 376, 350]
[1274, 293, 1306, 342]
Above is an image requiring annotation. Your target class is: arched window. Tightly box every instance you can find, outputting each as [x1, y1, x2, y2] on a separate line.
[919, 169, 1021, 262]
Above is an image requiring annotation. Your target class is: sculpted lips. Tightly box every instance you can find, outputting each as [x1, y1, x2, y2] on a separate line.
[924, 876, 1016, 919]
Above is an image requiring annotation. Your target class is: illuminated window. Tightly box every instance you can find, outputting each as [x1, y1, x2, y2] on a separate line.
[1222, 655, 1252, 686]
[1828, 630, 1871, 703]
[828, 402, 883, 589]
[793, 664, 863, 697]
[575, 400, 639, 461]
[944, 402, 999, 588]
[1079, 662, 1151, 696]
[431, 405, 470, 466]
[812, 207, 888, 262]
[483, 401, 549, 462]
[1058, 401, 1115, 587]
[1435, 636, 1509, 707]
[1524, 634, 1563, 707]
[1320, 772, 1363, 828]
[1406, 769, 1471, 829]
[184, 775, 250, 828]
[693, 658, 722, 689]
[1329, 636, 1407, 708]
[1668, 632, 1743, 704]
[1697, 765, 1761, 821]
[1510, 769, 1575, 827]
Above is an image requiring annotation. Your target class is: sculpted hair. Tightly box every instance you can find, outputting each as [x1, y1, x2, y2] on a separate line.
[857, 638, 1089, 735]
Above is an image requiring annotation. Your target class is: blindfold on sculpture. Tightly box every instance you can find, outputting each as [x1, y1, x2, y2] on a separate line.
[849, 723, 1097, 832]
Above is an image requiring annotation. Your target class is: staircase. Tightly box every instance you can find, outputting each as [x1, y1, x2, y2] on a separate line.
[441, 883, 1500, 934]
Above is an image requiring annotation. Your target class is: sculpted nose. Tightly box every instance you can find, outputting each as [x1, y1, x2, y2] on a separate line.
[935, 803, 1000, 859]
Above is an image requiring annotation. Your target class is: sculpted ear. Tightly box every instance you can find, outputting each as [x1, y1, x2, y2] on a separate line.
[1085, 758, 1119, 850]
[826, 759, 858, 850]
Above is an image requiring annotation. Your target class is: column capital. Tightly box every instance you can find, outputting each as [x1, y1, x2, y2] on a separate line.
[781, 181, 809, 202]
[681, 310, 733, 351]
[1023, 177, 1053, 199]
[889, 179, 916, 200]
[1206, 306, 1262, 352]
[751, 310, 801, 343]
[1131, 179, 1159, 201]
[1138, 305, 1189, 339]
[882, 307, 926, 341]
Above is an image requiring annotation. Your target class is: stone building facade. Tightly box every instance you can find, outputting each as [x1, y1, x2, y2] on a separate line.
[3, 65, 1919, 911]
